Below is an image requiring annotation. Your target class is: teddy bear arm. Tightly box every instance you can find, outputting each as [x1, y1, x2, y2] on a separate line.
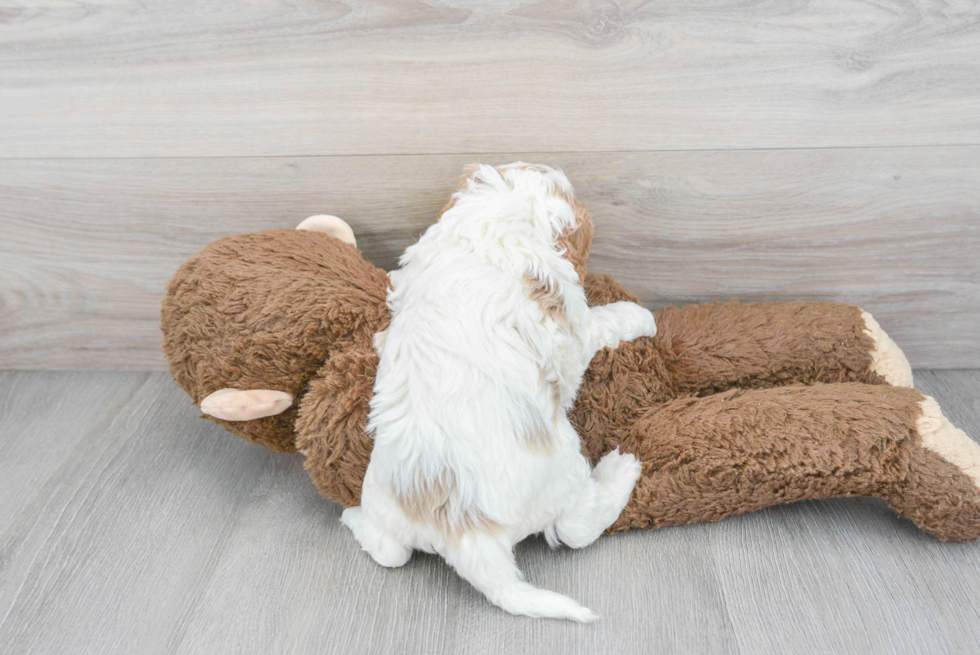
[654, 300, 912, 395]
[607, 382, 980, 542]
[295, 341, 379, 508]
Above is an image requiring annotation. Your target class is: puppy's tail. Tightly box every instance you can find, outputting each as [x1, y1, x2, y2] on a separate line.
[442, 531, 598, 623]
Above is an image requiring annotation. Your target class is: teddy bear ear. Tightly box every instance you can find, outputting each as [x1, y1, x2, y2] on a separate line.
[296, 214, 357, 247]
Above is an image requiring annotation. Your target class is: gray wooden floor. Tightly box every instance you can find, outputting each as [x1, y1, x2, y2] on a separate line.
[1, 370, 978, 655]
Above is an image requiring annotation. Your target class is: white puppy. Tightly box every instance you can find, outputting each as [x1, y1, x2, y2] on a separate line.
[341, 163, 657, 622]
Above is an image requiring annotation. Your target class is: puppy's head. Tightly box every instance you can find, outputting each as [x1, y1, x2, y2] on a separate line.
[440, 163, 593, 283]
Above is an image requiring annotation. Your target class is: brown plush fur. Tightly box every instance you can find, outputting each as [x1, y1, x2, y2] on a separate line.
[162, 230, 389, 452]
[608, 383, 977, 539]
[162, 229, 980, 542]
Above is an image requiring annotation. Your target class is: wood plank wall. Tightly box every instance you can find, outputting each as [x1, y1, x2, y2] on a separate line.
[1, 1, 978, 370]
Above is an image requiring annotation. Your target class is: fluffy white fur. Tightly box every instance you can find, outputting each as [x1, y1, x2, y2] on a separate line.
[341, 163, 657, 622]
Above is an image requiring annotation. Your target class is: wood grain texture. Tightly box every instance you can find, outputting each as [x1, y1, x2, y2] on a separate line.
[711, 369, 980, 655]
[2, 148, 978, 370]
[0, 0, 978, 158]
[0, 369, 978, 654]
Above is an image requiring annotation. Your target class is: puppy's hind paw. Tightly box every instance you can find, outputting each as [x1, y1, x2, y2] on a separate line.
[592, 448, 643, 492]
[341, 507, 412, 568]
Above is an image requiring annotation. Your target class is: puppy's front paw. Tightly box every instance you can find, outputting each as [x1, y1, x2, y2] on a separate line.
[592, 448, 643, 494]
[612, 302, 657, 342]
[631, 305, 658, 340]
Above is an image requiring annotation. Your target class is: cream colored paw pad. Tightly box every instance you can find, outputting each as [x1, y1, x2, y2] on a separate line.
[917, 396, 980, 488]
[200, 388, 293, 421]
[861, 310, 913, 388]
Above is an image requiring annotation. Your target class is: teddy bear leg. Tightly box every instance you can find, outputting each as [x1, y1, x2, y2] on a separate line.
[295, 344, 380, 508]
[296, 214, 357, 246]
[200, 388, 293, 421]
[653, 301, 911, 394]
[607, 383, 980, 542]
[883, 396, 980, 541]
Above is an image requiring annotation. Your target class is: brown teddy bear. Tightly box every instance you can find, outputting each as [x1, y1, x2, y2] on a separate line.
[162, 190, 980, 543]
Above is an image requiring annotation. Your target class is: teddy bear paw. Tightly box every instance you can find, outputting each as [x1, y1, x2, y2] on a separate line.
[200, 388, 293, 421]
[916, 396, 980, 490]
[861, 310, 913, 387]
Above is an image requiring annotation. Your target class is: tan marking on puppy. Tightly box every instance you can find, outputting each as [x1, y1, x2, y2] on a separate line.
[519, 411, 557, 455]
[532, 370, 564, 429]
[551, 381, 562, 419]
[558, 201, 594, 284]
[522, 273, 569, 329]
[917, 396, 980, 488]
[373, 328, 388, 352]
[395, 472, 503, 544]
[551, 380, 562, 404]
[861, 310, 913, 387]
